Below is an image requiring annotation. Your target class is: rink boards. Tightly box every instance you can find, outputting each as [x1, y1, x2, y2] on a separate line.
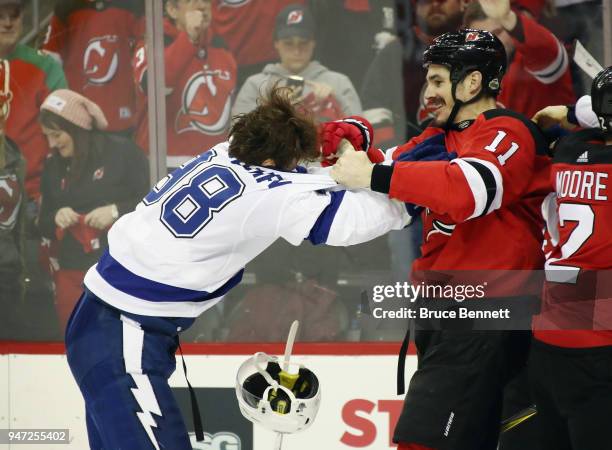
[0, 343, 417, 450]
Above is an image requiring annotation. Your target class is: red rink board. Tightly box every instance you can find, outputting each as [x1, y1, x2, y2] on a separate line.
[0, 341, 416, 355]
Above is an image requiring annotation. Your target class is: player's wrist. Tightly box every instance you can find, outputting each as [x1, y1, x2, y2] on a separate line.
[110, 204, 119, 220]
[370, 164, 393, 194]
[565, 105, 577, 126]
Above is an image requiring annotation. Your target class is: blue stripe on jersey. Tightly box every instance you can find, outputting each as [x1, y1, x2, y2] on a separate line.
[307, 190, 346, 245]
[96, 250, 244, 303]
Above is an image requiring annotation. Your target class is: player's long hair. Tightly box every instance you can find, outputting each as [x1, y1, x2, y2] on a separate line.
[229, 86, 320, 170]
[39, 110, 95, 184]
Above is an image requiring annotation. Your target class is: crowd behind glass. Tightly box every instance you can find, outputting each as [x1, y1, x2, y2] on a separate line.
[0, 0, 606, 342]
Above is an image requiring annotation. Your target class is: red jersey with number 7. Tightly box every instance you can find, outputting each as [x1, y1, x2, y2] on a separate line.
[379, 110, 551, 296]
[533, 129, 612, 348]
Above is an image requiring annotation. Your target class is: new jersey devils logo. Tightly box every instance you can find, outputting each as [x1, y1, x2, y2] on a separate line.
[176, 70, 233, 135]
[465, 32, 481, 42]
[287, 10, 304, 25]
[0, 174, 21, 231]
[83, 35, 120, 85]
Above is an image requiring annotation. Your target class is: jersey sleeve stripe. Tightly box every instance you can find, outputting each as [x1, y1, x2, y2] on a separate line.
[463, 157, 504, 215]
[451, 157, 503, 219]
[527, 41, 569, 85]
[307, 190, 346, 245]
[92, 249, 244, 303]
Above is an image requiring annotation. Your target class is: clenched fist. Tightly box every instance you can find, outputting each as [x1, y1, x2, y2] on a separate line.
[331, 149, 375, 189]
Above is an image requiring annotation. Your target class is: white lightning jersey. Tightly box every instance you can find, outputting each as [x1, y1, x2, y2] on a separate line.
[84, 142, 410, 317]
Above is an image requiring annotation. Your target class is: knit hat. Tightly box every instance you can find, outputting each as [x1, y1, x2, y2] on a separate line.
[41, 89, 108, 131]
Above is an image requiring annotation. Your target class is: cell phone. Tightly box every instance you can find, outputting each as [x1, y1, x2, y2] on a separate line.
[286, 75, 305, 95]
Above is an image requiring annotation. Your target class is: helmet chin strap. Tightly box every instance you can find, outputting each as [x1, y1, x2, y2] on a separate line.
[444, 73, 485, 130]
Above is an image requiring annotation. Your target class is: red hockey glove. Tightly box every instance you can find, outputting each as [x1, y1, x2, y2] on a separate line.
[320, 116, 374, 166]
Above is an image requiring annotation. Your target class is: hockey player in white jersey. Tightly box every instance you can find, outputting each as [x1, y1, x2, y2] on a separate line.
[64, 87, 411, 450]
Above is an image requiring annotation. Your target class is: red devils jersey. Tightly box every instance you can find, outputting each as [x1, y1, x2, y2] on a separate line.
[533, 129, 612, 348]
[134, 20, 237, 166]
[211, 0, 305, 67]
[385, 110, 551, 295]
[42, 0, 142, 131]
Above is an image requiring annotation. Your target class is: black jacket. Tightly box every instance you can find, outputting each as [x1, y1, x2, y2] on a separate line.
[0, 137, 26, 275]
[39, 133, 149, 270]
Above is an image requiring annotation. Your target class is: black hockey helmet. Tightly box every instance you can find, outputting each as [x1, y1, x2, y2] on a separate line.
[423, 29, 507, 97]
[591, 66, 612, 133]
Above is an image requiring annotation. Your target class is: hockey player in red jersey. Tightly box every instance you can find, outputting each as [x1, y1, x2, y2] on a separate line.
[331, 29, 550, 450]
[529, 66, 612, 450]
[464, 0, 575, 118]
[134, 0, 237, 168]
[42, 0, 143, 133]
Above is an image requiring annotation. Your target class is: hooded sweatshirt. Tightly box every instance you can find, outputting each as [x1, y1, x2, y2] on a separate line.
[232, 60, 362, 120]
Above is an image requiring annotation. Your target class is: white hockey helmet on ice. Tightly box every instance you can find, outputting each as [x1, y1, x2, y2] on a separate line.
[235, 352, 321, 434]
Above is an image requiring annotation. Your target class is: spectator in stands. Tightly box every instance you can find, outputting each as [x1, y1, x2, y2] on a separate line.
[42, 0, 144, 135]
[38, 90, 148, 330]
[464, 0, 575, 118]
[0, 0, 66, 205]
[212, 0, 305, 88]
[232, 4, 361, 122]
[0, 59, 26, 339]
[134, 0, 237, 169]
